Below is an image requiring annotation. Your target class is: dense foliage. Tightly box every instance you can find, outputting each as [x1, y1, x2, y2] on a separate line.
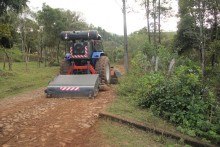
[174, 0, 220, 73]
[0, 0, 28, 15]
[113, 0, 220, 144]
[118, 41, 220, 143]
[0, 0, 28, 47]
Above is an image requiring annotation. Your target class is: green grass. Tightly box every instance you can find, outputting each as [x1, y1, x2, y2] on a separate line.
[98, 120, 190, 147]
[104, 91, 195, 146]
[0, 62, 59, 99]
[107, 94, 180, 135]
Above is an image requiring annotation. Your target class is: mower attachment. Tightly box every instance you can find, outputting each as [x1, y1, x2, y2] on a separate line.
[45, 74, 99, 98]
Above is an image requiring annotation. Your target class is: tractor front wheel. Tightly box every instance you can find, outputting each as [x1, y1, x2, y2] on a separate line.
[95, 56, 111, 85]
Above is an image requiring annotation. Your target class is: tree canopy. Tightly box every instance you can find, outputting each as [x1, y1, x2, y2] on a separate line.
[0, 0, 28, 16]
[0, 0, 28, 48]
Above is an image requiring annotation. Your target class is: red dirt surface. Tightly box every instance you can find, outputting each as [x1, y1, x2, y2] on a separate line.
[0, 86, 116, 147]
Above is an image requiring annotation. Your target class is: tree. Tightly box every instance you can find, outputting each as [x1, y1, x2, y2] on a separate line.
[207, 0, 220, 69]
[158, 0, 161, 44]
[157, 0, 172, 44]
[37, 4, 88, 66]
[152, 0, 157, 46]
[0, 0, 28, 70]
[142, 0, 151, 43]
[175, 0, 220, 77]
[0, 0, 28, 47]
[0, 0, 28, 16]
[18, 9, 39, 70]
[197, 0, 206, 78]
[137, 0, 172, 46]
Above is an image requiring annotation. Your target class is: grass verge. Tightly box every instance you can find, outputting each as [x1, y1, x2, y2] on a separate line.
[107, 95, 179, 134]
[105, 87, 217, 146]
[0, 62, 59, 99]
[97, 120, 190, 147]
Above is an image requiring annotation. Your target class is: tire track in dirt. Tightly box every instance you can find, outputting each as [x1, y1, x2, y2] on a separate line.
[0, 87, 116, 147]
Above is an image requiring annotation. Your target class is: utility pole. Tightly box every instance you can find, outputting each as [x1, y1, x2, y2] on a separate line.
[122, 0, 129, 73]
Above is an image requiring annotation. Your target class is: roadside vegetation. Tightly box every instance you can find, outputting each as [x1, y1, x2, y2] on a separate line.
[118, 48, 219, 141]
[97, 120, 190, 147]
[110, 27, 220, 145]
[0, 61, 59, 99]
[111, 25, 220, 147]
[108, 0, 220, 145]
[1, 0, 220, 146]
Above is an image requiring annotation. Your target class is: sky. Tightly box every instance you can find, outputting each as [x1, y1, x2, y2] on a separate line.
[28, 0, 178, 35]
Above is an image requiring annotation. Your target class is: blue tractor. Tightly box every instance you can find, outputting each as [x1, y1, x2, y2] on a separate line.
[45, 30, 118, 98]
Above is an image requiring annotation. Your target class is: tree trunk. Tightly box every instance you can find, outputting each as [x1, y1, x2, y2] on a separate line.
[198, 0, 206, 79]
[40, 47, 43, 62]
[25, 54, 28, 71]
[155, 56, 159, 71]
[3, 54, 6, 70]
[211, 54, 215, 70]
[145, 0, 151, 43]
[24, 21, 28, 63]
[28, 47, 31, 62]
[40, 32, 43, 63]
[57, 40, 60, 64]
[215, 0, 219, 40]
[211, 1, 218, 70]
[44, 47, 47, 67]
[21, 30, 25, 61]
[38, 50, 40, 68]
[3, 49, 12, 71]
[158, 0, 161, 44]
[8, 57, 12, 71]
[153, 0, 157, 47]
[21, 18, 28, 70]
[24, 45, 28, 71]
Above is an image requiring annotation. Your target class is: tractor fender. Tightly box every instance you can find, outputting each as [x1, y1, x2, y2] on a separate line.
[92, 52, 105, 59]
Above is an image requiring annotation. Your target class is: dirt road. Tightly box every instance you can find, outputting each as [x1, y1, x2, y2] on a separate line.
[0, 86, 116, 147]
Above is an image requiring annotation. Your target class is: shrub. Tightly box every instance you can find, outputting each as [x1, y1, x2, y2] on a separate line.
[118, 58, 220, 143]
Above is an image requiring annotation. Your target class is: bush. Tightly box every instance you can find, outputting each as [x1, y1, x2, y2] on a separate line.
[118, 59, 220, 144]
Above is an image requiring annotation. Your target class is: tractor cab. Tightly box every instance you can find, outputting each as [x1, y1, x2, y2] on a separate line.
[61, 30, 105, 60]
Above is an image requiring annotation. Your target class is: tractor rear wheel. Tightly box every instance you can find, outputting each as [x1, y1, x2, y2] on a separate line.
[60, 60, 70, 75]
[95, 56, 111, 85]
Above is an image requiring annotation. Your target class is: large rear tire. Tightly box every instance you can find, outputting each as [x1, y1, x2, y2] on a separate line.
[60, 60, 70, 75]
[95, 56, 111, 85]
